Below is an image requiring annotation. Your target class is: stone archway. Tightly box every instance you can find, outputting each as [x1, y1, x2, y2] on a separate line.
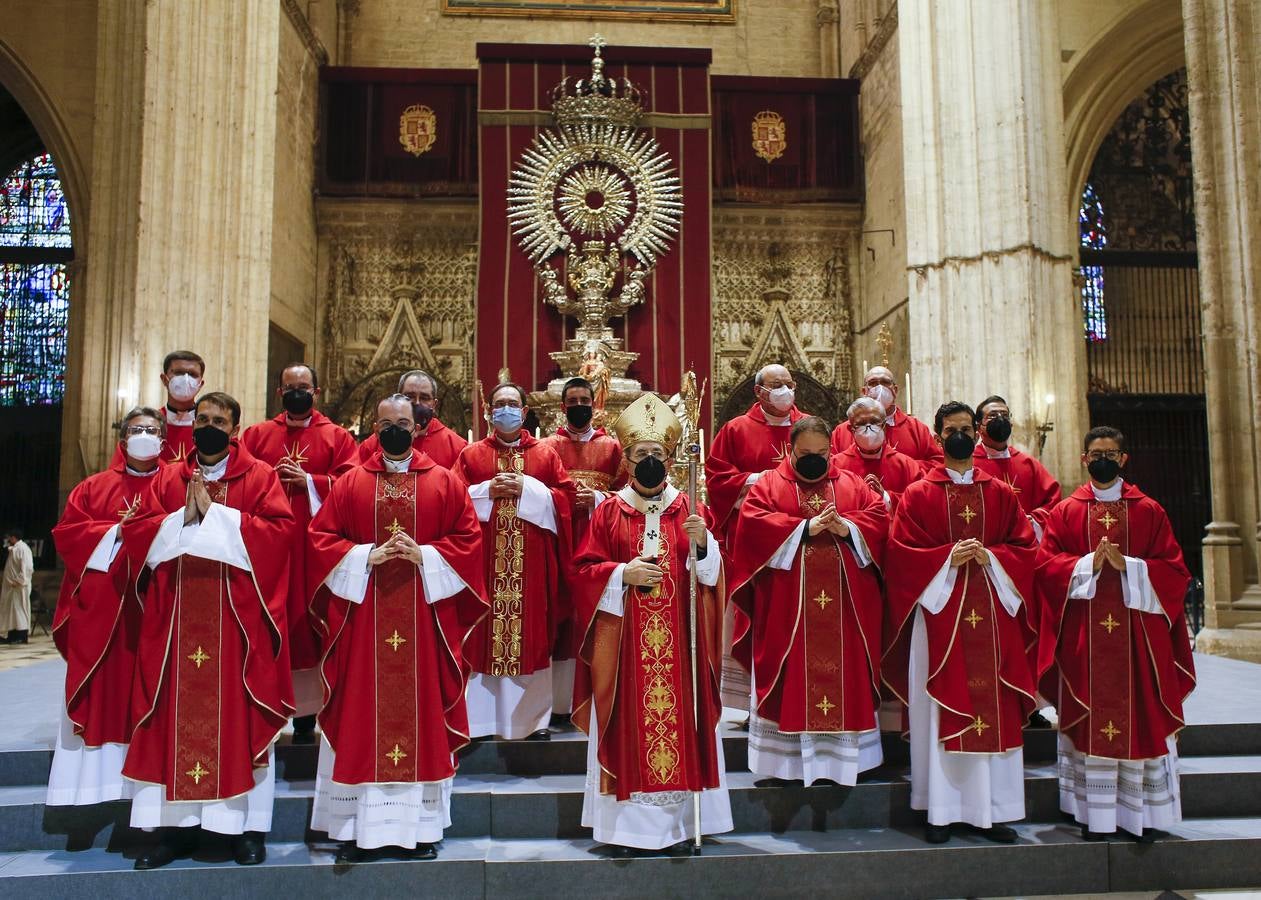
[330, 366, 471, 442]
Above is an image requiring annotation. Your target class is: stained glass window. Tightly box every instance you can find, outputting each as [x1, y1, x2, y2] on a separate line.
[1079, 181, 1108, 343]
[0, 153, 71, 405]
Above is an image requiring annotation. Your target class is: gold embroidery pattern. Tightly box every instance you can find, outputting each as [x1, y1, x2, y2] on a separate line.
[568, 469, 613, 491]
[813, 590, 833, 611]
[964, 608, 983, 629]
[186, 761, 209, 785]
[491, 450, 526, 676]
[1098, 510, 1118, 531]
[958, 504, 977, 524]
[639, 525, 680, 785]
[386, 743, 408, 765]
[381, 474, 415, 501]
[385, 630, 407, 651]
[1099, 613, 1120, 634]
[187, 646, 210, 669]
[1100, 720, 1121, 741]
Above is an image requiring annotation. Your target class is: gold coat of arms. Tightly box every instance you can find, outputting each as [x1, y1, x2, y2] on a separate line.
[751, 110, 787, 163]
[399, 104, 437, 157]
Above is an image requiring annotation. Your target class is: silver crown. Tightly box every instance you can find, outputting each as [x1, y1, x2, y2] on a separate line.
[552, 35, 643, 129]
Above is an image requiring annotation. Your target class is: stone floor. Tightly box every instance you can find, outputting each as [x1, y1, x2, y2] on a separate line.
[0, 630, 58, 673]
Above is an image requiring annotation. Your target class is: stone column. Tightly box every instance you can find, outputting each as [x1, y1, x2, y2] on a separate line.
[1183, 0, 1261, 659]
[898, 0, 1088, 483]
[74, 0, 280, 474]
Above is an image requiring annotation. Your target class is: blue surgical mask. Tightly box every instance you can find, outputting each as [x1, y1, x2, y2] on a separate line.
[491, 406, 524, 432]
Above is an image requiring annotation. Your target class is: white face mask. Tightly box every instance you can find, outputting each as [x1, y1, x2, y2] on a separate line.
[865, 384, 895, 413]
[853, 423, 885, 452]
[126, 432, 162, 461]
[764, 385, 795, 412]
[167, 373, 202, 402]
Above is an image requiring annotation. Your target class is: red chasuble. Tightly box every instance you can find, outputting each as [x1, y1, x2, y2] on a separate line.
[834, 444, 924, 513]
[121, 443, 294, 801]
[572, 490, 724, 801]
[831, 408, 943, 466]
[160, 406, 195, 463]
[51, 457, 156, 747]
[307, 454, 488, 784]
[973, 445, 1062, 531]
[542, 428, 626, 659]
[454, 435, 574, 676]
[730, 457, 888, 734]
[358, 418, 468, 469]
[1035, 483, 1195, 760]
[884, 467, 1037, 752]
[705, 403, 808, 541]
[241, 411, 358, 670]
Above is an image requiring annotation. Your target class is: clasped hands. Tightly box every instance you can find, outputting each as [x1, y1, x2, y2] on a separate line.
[489, 472, 524, 500]
[182, 470, 213, 525]
[807, 505, 850, 539]
[622, 515, 707, 587]
[275, 458, 307, 486]
[368, 531, 424, 567]
[949, 538, 990, 568]
[1092, 536, 1126, 574]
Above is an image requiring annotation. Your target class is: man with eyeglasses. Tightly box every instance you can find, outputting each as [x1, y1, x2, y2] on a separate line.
[121, 392, 294, 870]
[357, 370, 468, 468]
[242, 364, 359, 745]
[455, 382, 574, 741]
[884, 401, 1038, 845]
[305, 393, 487, 862]
[45, 408, 165, 807]
[834, 396, 924, 513]
[972, 395, 1061, 541]
[1035, 425, 1195, 842]
[831, 366, 942, 466]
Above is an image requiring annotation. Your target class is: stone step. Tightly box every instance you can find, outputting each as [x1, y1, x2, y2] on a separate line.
[4, 818, 1261, 899]
[4, 755, 1258, 851]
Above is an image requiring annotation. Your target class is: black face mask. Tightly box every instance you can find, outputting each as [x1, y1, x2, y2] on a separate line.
[565, 404, 594, 429]
[193, 425, 230, 456]
[633, 456, 667, 490]
[943, 431, 976, 461]
[282, 389, 314, 417]
[1087, 457, 1121, 483]
[379, 424, 414, 456]
[794, 453, 828, 481]
[413, 403, 435, 430]
[984, 416, 1012, 443]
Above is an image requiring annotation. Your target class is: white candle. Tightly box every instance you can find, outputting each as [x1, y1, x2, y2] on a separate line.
[905, 371, 912, 412]
[863, 359, 868, 374]
[535, 427, 541, 439]
[699, 428, 706, 464]
[467, 429, 473, 443]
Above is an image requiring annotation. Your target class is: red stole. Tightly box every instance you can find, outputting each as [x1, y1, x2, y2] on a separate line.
[1035, 483, 1195, 760]
[308, 456, 488, 784]
[572, 491, 724, 801]
[455, 435, 573, 676]
[51, 462, 154, 746]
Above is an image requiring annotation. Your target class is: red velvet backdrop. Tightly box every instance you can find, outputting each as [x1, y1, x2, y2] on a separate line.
[475, 43, 714, 429]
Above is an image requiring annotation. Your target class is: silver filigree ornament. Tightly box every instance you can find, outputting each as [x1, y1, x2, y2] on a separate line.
[557, 164, 633, 238]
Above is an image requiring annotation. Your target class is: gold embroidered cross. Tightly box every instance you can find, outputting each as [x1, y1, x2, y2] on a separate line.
[1098, 510, 1118, 531]
[972, 716, 989, 736]
[1100, 720, 1121, 741]
[386, 518, 405, 537]
[187, 646, 210, 669]
[1099, 613, 1120, 634]
[117, 495, 142, 519]
[804, 493, 827, 513]
[186, 761, 209, 785]
[958, 504, 977, 524]
[771, 442, 790, 463]
[385, 630, 407, 651]
[815, 696, 836, 716]
[813, 590, 833, 611]
[965, 608, 983, 629]
[386, 743, 407, 766]
[284, 442, 309, 467]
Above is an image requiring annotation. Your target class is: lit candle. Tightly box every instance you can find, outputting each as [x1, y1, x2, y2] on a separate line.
[904, 372, 912, 413]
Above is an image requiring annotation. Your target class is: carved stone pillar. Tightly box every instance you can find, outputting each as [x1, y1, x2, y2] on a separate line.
[898, 0, 1088, 483]
[73, 0, 281, 474]
[817, 0, 840, 78]
[1183, 0, 1261, 659]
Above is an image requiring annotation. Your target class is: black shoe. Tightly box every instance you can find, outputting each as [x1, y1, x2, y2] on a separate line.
[525, 729, 551, 742]
[664, 840, 699, 857]
[549, 712, 572, 729]
[754, 777, 803, 788]
[1028, 710, 1053, 729]
[925, 823, 951, 844]
[1080, 825, 1107, 842]
[134, 827, 198, 870]
[407, 843, 438, 860]
[291, 715, 318, 745]
[335, 843, 366, 864]
[609, 844, 639, 859]
[232, 831, 266, 865]
[977, 823, 1019, 844]
[13, 630, 27, 644]
[1134, 828, 1168, 844]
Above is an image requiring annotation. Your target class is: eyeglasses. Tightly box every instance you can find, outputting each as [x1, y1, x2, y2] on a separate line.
[1085, 450, 1123, 461]
[376, 419, 414, 430]
[124, 425, 161, 436]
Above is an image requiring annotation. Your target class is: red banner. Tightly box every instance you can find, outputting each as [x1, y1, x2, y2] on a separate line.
[475, 43, 713, 428]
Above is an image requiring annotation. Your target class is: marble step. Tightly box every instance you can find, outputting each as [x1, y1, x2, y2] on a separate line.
[4, 818, 1261, 900]
[2, 755, 1258, 851]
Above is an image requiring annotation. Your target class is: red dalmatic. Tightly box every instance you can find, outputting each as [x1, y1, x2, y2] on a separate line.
[358, 418, 468, 469]
[572, 490, 724, 801]
[973, 445, 1062, 532]
[307, 454, 488, 783]
[241, 410, 358, 670]
[542, 427, 626, 659]
[454, 435, 574, 676]
[51, 456, 157, 746]
[121, 443, 294, 801]
[730, 457, 888, 733]
[1036, 482, 1195, 760]
[160, 406, 195, 463]
[885, 468, 1037, 752]
[831, 408, 943, 466]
